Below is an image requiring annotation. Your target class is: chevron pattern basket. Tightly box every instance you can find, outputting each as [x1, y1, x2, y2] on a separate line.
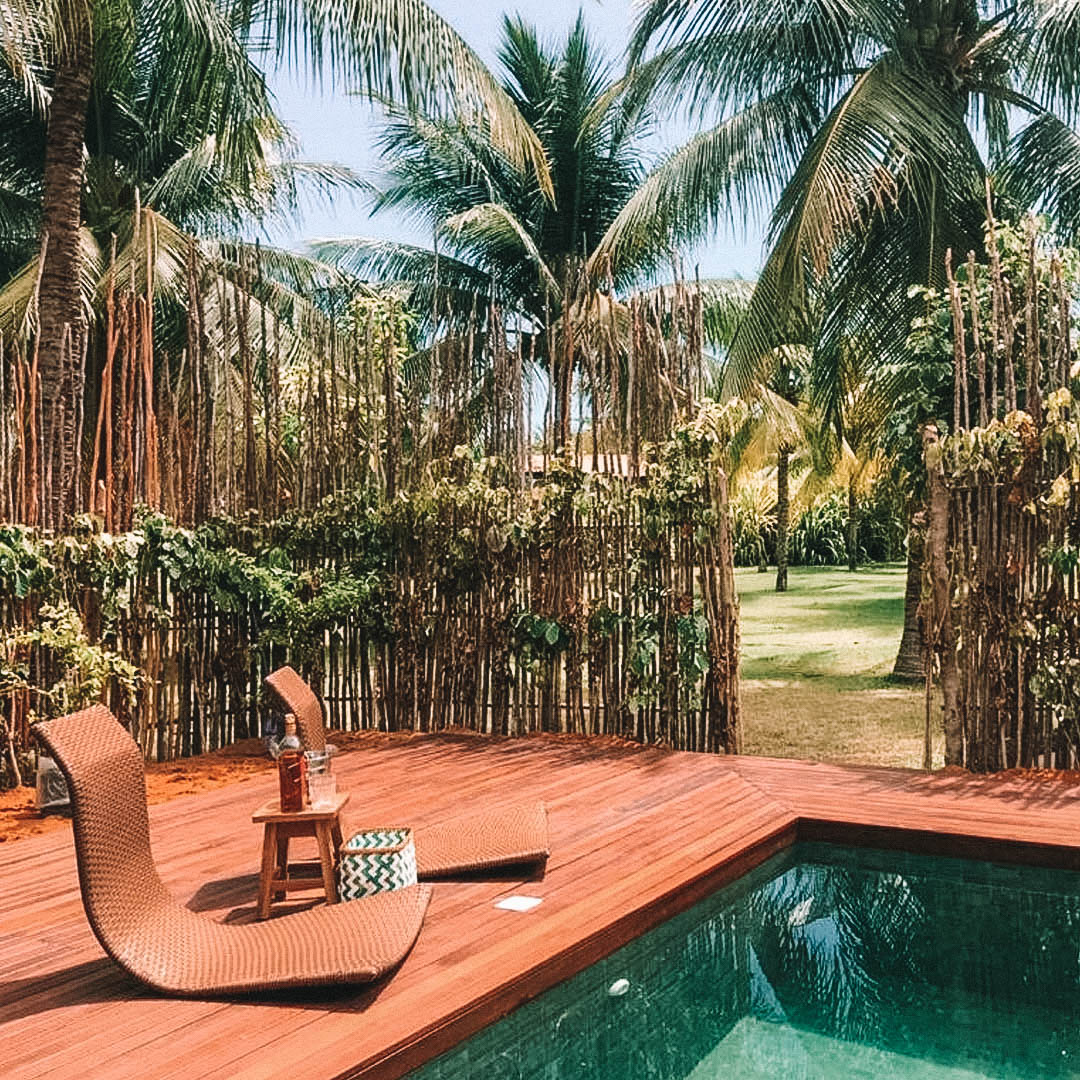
[339, 827, 417, 901]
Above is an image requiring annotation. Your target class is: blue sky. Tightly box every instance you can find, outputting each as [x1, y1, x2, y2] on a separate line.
[265, 0, 764, 281]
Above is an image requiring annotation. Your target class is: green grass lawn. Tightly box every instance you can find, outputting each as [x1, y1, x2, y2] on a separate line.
[736, 565, 936, 769]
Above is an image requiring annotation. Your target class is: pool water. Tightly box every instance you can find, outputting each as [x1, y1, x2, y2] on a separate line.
[412, 844, 1080, 1079]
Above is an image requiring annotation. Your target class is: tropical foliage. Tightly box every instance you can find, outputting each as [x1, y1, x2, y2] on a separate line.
[609, 0, 1080, 387]
[597, 0, 1080, 636]
[0, 413, 742, 771]
[730, 474, 904, 569]
[317, 14, 752, 449]
[4, 0, 1080, 777]
[0, 0, 551, 529]
[0, 0, 373, 399]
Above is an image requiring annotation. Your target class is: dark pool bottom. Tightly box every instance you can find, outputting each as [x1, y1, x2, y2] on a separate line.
[411, 843, 1080, 1078]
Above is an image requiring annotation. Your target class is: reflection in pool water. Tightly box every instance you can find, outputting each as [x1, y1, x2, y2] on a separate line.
[413, 844, 1080, 1079]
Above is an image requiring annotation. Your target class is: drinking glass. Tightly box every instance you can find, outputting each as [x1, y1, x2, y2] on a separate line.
[308, 771, 336, 809]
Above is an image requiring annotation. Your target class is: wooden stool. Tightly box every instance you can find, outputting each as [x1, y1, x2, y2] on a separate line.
[252, 792, 350, 919]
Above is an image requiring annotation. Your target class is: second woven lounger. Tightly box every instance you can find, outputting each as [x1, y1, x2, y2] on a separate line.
[265, 666, 550, 878]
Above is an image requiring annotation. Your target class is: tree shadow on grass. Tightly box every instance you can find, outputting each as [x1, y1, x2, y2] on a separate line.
[742, 649, 849, 680]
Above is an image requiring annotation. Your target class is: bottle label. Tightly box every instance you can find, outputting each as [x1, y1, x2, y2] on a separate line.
[279, 753, 306, 812]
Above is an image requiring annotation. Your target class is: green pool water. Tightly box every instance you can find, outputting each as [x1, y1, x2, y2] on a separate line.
[411, 844, 1080, 1079]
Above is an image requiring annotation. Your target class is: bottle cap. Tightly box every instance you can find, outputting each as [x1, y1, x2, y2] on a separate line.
[284, 715, 297, 736]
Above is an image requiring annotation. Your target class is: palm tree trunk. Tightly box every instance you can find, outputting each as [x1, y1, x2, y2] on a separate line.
[923, 424, 962, 765]
[775, 446, 790, 592]
[847, 477, 858, 572]
[557, 353, 572, 450]
[892, 516, 926, 681]
[37, 15, 93, 530]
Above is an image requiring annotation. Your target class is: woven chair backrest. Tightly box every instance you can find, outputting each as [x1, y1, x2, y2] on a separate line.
[34, 706, 172, 960]
[264, 665, 326, 751]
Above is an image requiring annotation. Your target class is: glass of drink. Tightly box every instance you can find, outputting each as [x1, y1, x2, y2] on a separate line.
[308, 771, 336, 809]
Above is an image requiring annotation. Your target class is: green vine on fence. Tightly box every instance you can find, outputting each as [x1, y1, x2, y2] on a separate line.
[0, 604, 140, 717]
[0, 412, 743, 772]
[920, 215, 1080, 769]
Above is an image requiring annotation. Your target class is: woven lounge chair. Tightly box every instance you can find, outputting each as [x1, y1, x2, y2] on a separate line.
[35, 705, 431, 996]
[265, 666, 550, 878]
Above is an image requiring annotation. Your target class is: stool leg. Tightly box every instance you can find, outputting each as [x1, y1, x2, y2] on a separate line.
[257, 823, 277, 920]
[331, 817, 343, 850]
[274, 831, 289, 901]
[315, 821, 338, 903]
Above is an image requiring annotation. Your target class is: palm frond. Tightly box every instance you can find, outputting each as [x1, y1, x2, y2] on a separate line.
[0, 225, 101, 337]
[441, 202, 560, 297]
[767, 59, 964, 287]
[133, 0, 282, 192]
[588, 86, 821, 282]
[1023, 0, 1080, 124]
[635, 276, 755, 348]
[0, 0, 90, 66]
[258, 0, 552, 196]
[725, 58, 985, 395]
[371, 108, 518, 230]
[628, 0, 893, 109]
[1002, 112, 1080, 243]
[0, 5, 51, 118]
[309, 235, 499, 326]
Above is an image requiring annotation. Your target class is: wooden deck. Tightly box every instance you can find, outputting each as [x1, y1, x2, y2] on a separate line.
[4, 735, 1080, 1080]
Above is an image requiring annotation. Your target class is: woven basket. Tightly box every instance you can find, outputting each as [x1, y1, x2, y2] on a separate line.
[339, 827, 418, 901]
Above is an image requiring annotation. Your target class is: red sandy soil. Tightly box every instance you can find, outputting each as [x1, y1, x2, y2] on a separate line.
[0, 731, 399, 846]
[0, 737, 273, 846]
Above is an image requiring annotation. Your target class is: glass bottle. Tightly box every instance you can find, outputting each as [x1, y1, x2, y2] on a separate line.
[277, 715, 307, 812]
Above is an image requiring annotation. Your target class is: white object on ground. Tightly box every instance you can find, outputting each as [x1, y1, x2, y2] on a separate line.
[494, 895, 543, 912]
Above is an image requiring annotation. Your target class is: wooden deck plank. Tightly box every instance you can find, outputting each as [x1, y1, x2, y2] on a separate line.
[732, 756, 1080, 860]
[3, 735, 1080, 1080]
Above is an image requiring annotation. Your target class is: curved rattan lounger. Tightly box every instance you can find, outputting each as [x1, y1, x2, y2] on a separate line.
[265, 664, 328, 751]
[265, 666, 550, 878]
[35, 705, 431, 996]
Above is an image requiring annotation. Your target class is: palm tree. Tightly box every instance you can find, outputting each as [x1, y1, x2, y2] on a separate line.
[723, 352, 842, 591]
[601, 0, 1080, 367]
[0, 0, 549, 527]
[595, 0, 1080, 666]
[316, 14, 750, 453]
[733, 360, 809, 594]
[0, 1, 356, 273]
[766, 354, 806, 592]
[0, 0, 378, 528]
[3, 1, 94, 527]
[809, 332, 894, 573]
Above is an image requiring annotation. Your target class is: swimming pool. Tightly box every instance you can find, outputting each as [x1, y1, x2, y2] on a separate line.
[412, 844, 1080, 1078]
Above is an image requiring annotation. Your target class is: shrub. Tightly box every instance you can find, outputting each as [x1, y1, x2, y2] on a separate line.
[729, 472, 905, 568]
[789, 492, 849, 566]
[857, 475, 907, 563]
[730, 476, 777, 568]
